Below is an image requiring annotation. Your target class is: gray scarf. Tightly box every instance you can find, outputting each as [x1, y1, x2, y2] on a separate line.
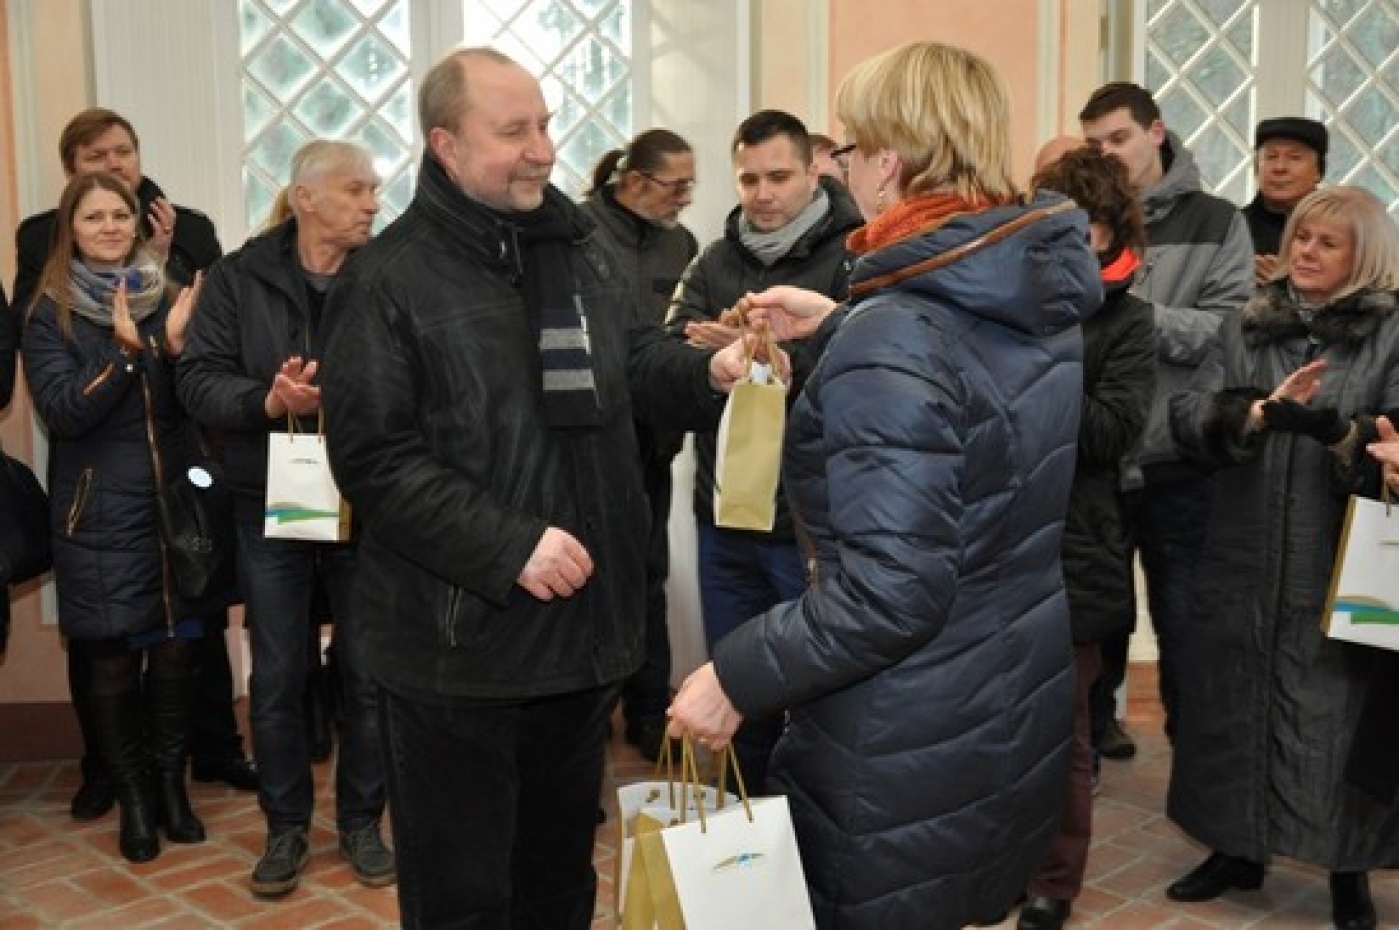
[67, 254, 165, 328]
[738, 187, 830, 267]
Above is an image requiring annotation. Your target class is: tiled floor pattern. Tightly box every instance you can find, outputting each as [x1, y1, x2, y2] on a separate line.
[2, 669, 1396, 928]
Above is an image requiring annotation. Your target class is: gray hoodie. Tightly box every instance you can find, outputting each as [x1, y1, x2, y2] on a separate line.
[1128, 130, 1255, 482]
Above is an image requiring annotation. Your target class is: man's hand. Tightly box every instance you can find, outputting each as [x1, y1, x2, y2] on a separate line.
[264, 356, 322, 419]
[685, 320, 741, 349]
[517, 527, 593, 601]
[1254, 253, 1280, 287]
[1368, 415, 1399, 493]
[147, 197, 177, 261]
[666, 662, 744, 750]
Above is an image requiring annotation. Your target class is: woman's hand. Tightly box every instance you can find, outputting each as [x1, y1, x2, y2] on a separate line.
[666, 662, 744, 751]
[164, 271, 203, 357]
[1368, 415, 1399, 493]
[263, 356, 322, 419]
[111, 278, 142, 354]
[741, 286, 838, 341]
[147, 197, 176, 261]
[1249, 358, 1329, 432]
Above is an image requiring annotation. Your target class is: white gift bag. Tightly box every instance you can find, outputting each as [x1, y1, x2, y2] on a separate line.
[629, 740, 815, 930]
[1323, 494, 1399, 651]
[264, 416, 351, 542]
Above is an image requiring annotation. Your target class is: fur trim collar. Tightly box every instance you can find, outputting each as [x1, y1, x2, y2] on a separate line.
[1240, 282, 1397, 347]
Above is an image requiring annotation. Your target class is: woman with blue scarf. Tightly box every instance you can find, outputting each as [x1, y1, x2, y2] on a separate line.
[22, 171, 203, 863]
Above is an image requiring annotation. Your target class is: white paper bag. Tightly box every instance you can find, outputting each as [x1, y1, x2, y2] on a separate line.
[638, 795, 814, 930]
[264, 428, 351, 542]
[1323, 494, 1399, 650]
[616, 778, 738, 927]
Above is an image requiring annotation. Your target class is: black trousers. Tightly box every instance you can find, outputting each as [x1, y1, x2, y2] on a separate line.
[381, 683, 615, 930]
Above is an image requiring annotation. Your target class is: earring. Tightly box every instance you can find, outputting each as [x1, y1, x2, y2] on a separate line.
[876, 186, 887, 214]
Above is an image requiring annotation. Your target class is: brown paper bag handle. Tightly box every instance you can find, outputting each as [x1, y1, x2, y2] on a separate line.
[283, 410, 327, 439]
[734, 309, 784, 390]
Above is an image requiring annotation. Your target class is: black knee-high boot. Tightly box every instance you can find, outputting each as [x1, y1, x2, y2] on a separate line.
[147, 669, 206, 844]
[68, 647, 116, 820]
[90, 691, 160, 862]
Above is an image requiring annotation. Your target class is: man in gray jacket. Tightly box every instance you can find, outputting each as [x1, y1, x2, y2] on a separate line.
[1080, 82, 1254, 758]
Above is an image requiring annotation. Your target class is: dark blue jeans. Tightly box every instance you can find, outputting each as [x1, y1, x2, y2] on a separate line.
[381, 684, 614, 930]
[696, 521, 806, 794]
[1091, 476, 1213, 745]
[235, 501, 383, 832]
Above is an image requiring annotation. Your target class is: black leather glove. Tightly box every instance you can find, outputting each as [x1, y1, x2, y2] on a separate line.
[1261, 397, 1350, 444]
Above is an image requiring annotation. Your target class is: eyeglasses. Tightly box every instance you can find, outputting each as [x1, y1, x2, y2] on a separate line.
[639, 171, 696, 196]
[829, 143, 857, 170]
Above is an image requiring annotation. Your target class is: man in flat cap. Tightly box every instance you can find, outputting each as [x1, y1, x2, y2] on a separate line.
[1242, 116, 1328, 285]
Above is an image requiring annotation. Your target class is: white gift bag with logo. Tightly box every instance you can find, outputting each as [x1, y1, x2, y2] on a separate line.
[264, 415, 351, 542]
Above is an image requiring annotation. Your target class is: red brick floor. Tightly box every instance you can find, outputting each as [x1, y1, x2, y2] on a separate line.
[2, 667, 1397, 928]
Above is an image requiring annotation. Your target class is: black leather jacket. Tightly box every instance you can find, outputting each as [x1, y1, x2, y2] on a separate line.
[320, 157, 723, 701]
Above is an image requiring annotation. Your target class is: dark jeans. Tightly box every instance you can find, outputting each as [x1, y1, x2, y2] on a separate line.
[235, 502, 383, 831]
[696, 521, 806, 794]
[1029, 643, 1100, 900]
[381, 684, 614, 930]
[1091, 476, 1212, 745]
[621, 458, 674, 724]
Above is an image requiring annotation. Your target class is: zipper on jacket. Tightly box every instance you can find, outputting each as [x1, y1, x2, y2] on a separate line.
[442, 585, 463, 647]
[65, 468, 95, 536]
[139, 372, 178, 635]
[81, 362, 116, 397]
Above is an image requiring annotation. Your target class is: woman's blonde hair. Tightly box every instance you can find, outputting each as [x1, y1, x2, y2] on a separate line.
[835, 41, 1018, 204]
[1278, 185, 1399, 301]
[258, 139, 376, 232]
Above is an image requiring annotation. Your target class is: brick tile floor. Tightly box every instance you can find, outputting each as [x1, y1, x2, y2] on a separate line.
[2, 666, 1396, 928]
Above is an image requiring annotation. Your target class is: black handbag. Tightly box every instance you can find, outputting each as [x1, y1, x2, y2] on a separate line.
[155, 460, 237, 616]
[0, 445, 51, 587]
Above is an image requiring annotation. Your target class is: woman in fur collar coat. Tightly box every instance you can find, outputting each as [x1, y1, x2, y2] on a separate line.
[1165, 186, 1399, 930]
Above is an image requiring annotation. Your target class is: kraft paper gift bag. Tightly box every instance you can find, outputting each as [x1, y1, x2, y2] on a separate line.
[632, 740, 815, 930]
[616, 743, 738, 927]
[1323, 493, 1399, 651]
[264, 415, 351, 542]
[712, 326, 787, 532]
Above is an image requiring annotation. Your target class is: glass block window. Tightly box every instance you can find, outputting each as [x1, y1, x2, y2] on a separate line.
[1306, 0, 1399, 216]
[1145, 1, 1259, 205]
[239, 0, 416, 232]
[1143, 0, 1398, 219]
[462, 0, 634, 198]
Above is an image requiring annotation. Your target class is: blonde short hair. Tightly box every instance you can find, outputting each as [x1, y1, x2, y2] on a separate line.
[1279, 186, 1399, 300]
[835, 41, 1018, 204]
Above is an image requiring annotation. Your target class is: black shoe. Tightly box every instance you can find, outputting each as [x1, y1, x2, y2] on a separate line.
[70, 774, 116, 821]
[1331, 871, 1378, 930]
[1017, 896, 1070, 930]
[191, 756, 259, 791]
[250, 827, 310, 898]
[1166, 852, 1264, 902]
[625, 717, 668, 764]
[1096, 719, 1137, 760]
[339, 821, 396, 888]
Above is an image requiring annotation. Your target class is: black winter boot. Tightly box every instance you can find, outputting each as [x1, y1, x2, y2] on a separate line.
[90, 692, 160, 863]
[147, 671, 206, 844]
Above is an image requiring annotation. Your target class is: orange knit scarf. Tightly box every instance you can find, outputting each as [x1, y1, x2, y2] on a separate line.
[846, 192, 997, 255]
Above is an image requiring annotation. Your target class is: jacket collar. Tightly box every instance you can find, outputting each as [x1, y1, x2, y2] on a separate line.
[1242, 281, 1397, 346]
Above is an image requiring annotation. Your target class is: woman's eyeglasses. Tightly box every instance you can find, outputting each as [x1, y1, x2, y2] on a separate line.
[829, 143, 857, 170]
[639, 171, 696, 196]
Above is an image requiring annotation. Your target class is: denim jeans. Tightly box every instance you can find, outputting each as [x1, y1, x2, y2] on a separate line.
[1091, 476, 1213, 744]
[696, 521, 806, 794]
[235, 500, 384, 831]
[381, 684, 614, 930]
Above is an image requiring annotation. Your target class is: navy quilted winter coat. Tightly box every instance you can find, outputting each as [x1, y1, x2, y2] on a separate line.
[713, 192, 1102, 930]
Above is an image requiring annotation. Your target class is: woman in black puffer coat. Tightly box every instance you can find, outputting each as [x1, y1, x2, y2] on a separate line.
[22, 171, 204, 864]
